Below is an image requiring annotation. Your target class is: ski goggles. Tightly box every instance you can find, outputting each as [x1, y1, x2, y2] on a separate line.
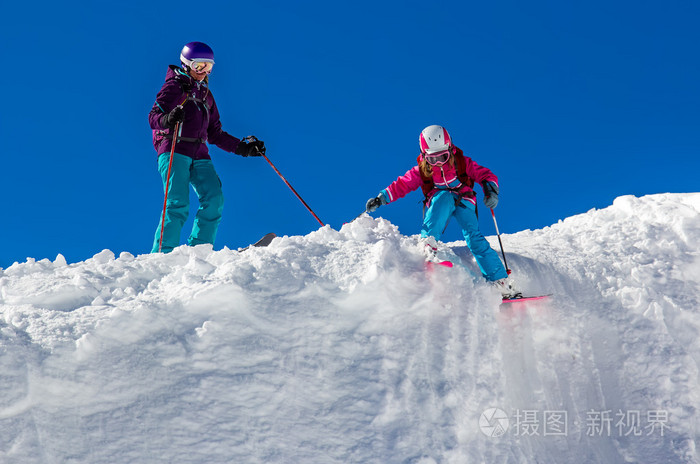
[423, 149, 451, 166]
[191, 60, 214, 74]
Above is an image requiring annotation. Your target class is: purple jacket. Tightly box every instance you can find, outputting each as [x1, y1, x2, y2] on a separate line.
[149, 66, 241, 160]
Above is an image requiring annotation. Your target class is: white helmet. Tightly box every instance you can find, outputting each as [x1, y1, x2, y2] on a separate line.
[419, 125, 452, 154]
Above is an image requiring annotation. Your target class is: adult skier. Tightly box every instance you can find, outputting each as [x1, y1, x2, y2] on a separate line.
[365, 125, 521, 298]
[148, 41, 265, 253]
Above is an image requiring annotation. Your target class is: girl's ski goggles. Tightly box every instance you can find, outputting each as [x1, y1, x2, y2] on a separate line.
[423, 149, 451, 166]
[191, 60, 214, 74]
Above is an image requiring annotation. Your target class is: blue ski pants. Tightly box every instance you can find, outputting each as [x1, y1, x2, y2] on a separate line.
[151, 153, 224, 253]
[421, 189, 508, 281]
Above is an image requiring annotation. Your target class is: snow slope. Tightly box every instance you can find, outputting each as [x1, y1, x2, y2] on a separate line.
[0, 193, 698, 463]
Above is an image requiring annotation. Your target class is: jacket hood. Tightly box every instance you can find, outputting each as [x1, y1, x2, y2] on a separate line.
[165, 65, 194, 90]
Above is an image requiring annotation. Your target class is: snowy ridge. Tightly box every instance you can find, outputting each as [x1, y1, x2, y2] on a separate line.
[0, 193, 699, 463]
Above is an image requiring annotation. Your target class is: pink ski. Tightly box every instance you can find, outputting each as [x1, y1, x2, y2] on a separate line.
[425, 260, 454, 270]
[501, 294, 552, 304]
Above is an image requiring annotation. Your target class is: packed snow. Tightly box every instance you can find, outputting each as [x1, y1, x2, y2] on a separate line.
[0, 193, 699, 463]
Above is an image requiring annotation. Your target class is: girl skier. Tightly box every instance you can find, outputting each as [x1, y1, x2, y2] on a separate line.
[365, 125, 520, 298]
[148, 41, 265, 253]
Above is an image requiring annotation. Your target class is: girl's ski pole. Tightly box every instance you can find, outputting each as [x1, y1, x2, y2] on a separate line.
[352, 210, 368, 221]
[490, 208, 511, 275]
[158, 121, 181, 253]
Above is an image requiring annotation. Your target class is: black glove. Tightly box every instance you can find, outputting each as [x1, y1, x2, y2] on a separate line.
[235, 139, 265, 157]
[482, 181, 499, 209]
[162, 105, 184, 129]
[366, 193, 388, 213]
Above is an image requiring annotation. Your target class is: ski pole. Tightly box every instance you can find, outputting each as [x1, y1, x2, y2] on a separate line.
[248, 137, 325, 227]
[158, 121, 181, 253]
[490, 208, 512, 275]
[350, 209, 368, 223]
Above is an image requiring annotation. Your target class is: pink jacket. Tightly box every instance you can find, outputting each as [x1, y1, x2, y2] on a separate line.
[383, 154, 498, 206]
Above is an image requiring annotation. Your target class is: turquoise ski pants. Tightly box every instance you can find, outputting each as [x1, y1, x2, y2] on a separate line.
[151, 153, 224, 253]
[421, 189, 508, 281]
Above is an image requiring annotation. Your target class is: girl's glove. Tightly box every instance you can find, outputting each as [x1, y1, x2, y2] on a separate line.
[366, 191, 389, 213]
[483, 181, 499, 209]
[366, 197, 382, 213]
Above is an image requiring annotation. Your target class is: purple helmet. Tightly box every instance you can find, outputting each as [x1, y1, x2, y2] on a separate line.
[180, 42, 215, 69]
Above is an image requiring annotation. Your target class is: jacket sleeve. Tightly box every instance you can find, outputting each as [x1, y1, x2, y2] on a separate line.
[207, 97, 241, 153]
[465, 157, 499, 189]
[384, 166, 423, 203]
[148, 78, 185, 131]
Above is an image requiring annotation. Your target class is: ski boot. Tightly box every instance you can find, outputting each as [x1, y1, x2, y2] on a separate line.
[419, 236, 441, 262]
[493, 277, 523, 300]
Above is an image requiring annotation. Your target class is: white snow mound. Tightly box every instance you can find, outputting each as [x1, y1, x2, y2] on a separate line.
[0, 193, 699, 463]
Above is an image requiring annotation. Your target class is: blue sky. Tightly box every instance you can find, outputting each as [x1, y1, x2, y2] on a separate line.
[3, 0, 698, 266]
